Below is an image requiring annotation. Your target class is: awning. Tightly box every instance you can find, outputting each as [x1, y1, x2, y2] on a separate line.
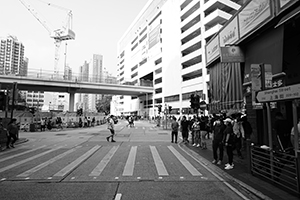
[275, 5, 300, 28]
[208, 62, 243, 113]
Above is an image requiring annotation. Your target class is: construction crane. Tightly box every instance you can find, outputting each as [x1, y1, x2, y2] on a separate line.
[19, 0, 75, 76]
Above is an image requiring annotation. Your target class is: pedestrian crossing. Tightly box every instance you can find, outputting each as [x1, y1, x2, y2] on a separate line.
[0, 144, 211, 182]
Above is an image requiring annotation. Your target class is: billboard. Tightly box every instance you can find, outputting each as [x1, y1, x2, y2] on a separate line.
[238, 0, 272, 38]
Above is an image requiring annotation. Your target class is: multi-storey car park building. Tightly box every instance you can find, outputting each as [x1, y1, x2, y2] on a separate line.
[115, 0, 245, 118]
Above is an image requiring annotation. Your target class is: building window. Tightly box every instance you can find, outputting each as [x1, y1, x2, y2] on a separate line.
[154, 77, 162, 84]
[155, 88, 162, 94]
[155, 67, 162, 75]
[165, 94, 180, 102]
[155, 58, 162, 65]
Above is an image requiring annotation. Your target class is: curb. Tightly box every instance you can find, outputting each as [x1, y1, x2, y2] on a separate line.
[178, 143, 272, 200]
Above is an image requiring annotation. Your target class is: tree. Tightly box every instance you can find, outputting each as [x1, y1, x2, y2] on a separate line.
[95, 95, 112, 114]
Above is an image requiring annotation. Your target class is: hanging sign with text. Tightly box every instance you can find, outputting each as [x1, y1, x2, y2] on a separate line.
[256, 83, 300, 102]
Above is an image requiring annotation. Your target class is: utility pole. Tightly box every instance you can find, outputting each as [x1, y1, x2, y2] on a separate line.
[10, 82, 17, 120]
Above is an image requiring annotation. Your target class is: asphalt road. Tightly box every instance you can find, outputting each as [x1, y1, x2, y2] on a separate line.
[0, 120, 260, 200]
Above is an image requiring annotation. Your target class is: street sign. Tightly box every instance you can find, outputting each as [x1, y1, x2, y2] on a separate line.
[256, 83, 300, 102]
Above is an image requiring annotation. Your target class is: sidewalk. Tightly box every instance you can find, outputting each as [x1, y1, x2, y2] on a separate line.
[178, 134, 299, 200]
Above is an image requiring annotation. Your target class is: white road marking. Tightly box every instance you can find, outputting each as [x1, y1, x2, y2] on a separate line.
[179, 145, 252, 200]
[168, 146, 202, 176]
[17, 147, 77, 177]
[0, 146, 62, 173]
[114, 193, 122, 200]
[0, 145, 47, 163]
[150, 146, 169, 176]
[54, 145, 101, 177]
[122, 146, 137, 176]
[89, 145, 119, 176]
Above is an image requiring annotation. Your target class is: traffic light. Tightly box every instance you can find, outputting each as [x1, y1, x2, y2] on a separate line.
[158, 105, 162, 113]
[190, 94, 195, 109]
[77, 108, 83, 116]
[168, 106, 172, 114]
[29, 107, 35, 114]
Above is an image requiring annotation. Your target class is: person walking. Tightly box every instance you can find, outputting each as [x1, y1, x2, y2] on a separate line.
[200, 116, 208, 149]
[223, 118, 235, 170]
[6, 119, 19, 149]
[40, 118, 46, 131]
[106, 115, 116, 142]
[212, 116, 226, 165]
[191, 117, 201, 147]
[171, 116, 179, 143]
[180, 116, 189, 143]
[232, 115, 245, 159]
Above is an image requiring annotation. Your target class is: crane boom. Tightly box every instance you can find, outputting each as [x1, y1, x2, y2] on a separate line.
[19, 0, 75, 76]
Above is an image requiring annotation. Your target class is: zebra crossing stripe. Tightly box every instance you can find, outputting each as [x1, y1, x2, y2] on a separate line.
[0, 145, 47, 163]
[122, 146, 137, 176]
[54, 145, 101, 177]
[150, 146, 168, 176]
[168, 146, 202, 176]
[89, 145, 119, 176]
[17, 147, 79, 177]
[0, 146, 62, 173]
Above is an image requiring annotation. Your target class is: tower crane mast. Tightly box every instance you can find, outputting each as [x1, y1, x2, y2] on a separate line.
[19, 0, 75, 76]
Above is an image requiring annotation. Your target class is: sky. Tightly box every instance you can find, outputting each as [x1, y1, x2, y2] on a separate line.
[0, 0, 149, 76]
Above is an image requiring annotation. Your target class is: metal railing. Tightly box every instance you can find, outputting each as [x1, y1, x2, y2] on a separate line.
[250, 145, 300, 195]
[2, 68, 153, 87]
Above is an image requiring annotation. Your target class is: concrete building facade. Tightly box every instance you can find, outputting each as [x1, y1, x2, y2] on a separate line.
[116, 0, 244, 117]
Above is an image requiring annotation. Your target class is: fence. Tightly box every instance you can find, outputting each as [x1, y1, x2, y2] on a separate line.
[250, 144, 300, 195]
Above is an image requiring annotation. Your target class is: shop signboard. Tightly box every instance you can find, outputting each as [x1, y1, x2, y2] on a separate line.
[220, 46, 244, 63]
[205, 36, 220, 65]
[251, 64, 263, 109]
[238, 0, 272, 38]
[256, 83, 300, 102]
[219, 17, 239, 47]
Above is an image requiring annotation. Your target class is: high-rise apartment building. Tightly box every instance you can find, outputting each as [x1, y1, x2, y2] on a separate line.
[76, 61, 90, 111]
[0, 35, 25, 75]
[90, 54, 104, 112]
[116, 0, 245, 117]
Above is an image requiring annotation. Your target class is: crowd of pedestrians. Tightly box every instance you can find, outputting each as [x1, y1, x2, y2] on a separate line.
[169, 113, 253, 170]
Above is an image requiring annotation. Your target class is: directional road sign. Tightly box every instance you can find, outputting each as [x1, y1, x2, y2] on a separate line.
[256, 83, 300, 102]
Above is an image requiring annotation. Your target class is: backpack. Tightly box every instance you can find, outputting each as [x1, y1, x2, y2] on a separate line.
[113, 117, 118, 124]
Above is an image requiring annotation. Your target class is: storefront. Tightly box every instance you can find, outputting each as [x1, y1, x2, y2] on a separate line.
[205, 0, 300, 195]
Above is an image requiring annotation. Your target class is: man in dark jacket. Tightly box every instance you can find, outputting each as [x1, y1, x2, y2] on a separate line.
[180, 116, 189, 143]
[212, 117, 226, 165]
[6, 118, 18, 149]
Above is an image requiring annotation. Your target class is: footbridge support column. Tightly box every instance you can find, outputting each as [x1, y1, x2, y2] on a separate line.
[69, 91, 75, 112]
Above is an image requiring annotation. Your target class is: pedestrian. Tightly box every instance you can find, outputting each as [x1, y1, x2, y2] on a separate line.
[232, 114, 244, 159]
[189, 116, 196, 145]
[171, 116, 179, 143]
[223, 118, 235, 170]
[290, 117, 300, 148]
[212, 116, 226, 165]
[6, 118, 19, 149]
[180, 116, 189, 143]
[106, 115, 116, 142]
[241, 115, 252, 150]
[191, 117, 201, 147]
[78, 117, 83, 128]
[200, 116, 207, 149]
[40, 118, 46, 131]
